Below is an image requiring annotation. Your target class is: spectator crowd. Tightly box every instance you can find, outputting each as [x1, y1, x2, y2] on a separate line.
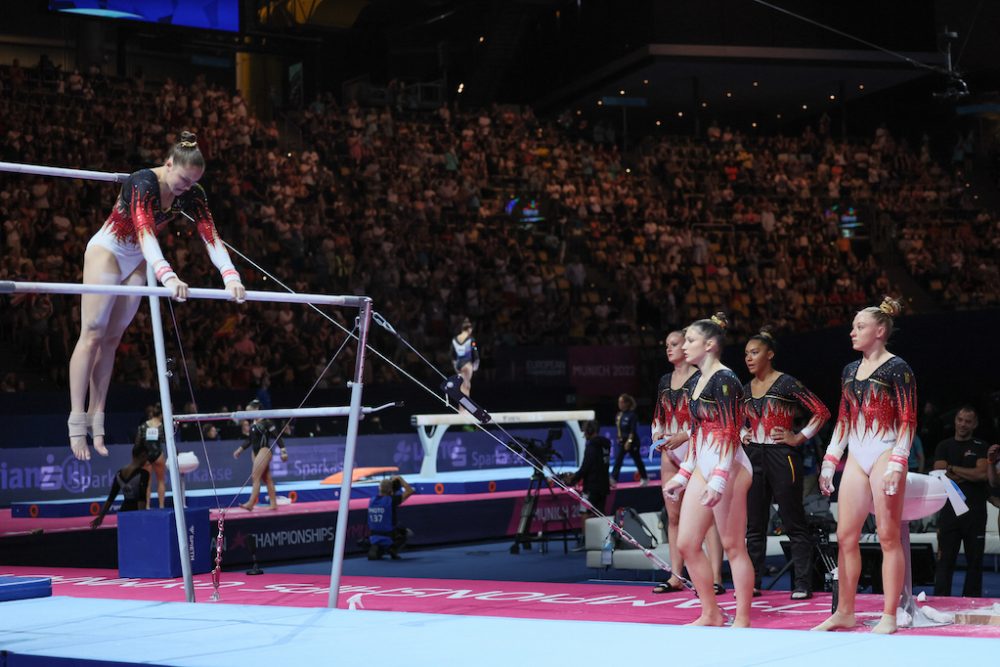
[1, 57, 996, 394]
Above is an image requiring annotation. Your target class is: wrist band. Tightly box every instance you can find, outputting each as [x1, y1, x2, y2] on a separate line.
[707, 475, 727, 494]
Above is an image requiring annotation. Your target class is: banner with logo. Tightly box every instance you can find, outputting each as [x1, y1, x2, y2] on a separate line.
[0, 427, 588, 505]
[567, 346, 640, 397]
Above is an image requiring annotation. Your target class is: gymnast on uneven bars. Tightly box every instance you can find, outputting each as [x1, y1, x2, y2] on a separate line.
[64, 131, 245, 461]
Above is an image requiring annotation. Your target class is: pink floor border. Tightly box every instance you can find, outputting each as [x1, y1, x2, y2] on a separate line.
[2, 565, 997, 638]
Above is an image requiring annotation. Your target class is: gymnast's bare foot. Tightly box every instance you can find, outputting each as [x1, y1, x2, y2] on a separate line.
[731, 616, 751, 628]
[685, 612, 726, 627]
[89, 412, 109, 457]
[240, 502, 255, 511]
[268, 504, 279, 510]
[68, 411, 90, 461]
[812, 611, 856, 631]
[870, 613, 897, 634]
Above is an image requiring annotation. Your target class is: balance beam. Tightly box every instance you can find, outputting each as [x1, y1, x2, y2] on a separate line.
[410, 410, 595, 477]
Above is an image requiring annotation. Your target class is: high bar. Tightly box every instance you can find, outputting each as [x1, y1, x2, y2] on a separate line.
[174, 403, 400, 423]
[0, 161, 130, 184]
[0, 281, 369, 308]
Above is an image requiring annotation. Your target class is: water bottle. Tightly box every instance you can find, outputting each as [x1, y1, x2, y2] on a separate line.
[601, 531, 614, 566]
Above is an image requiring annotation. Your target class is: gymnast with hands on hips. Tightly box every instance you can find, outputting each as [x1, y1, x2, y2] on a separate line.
[812, 297, 916, 634]
[741, 327, 830, 600]
[662, 313, 754, 627]
[67, 131, 245, 461]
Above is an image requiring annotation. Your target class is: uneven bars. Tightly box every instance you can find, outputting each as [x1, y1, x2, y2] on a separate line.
[0, 161, 130, 184]
[0, 281, 367, 308]
[175, 403, 399, 423]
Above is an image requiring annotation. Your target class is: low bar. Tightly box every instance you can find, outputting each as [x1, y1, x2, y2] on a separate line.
[174, 403, 398, 423]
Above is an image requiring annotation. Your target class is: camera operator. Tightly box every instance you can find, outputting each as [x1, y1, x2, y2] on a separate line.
[367, 475, 415, 560]
[565, 420, 611, 516]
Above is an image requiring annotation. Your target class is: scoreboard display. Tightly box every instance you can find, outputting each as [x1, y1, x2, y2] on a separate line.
[49, 0, 239, 33]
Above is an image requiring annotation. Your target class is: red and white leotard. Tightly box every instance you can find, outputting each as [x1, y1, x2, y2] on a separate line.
[87, 169, 239, 286]
[822, 356, 917, 475]
[651, 369, 700, 464]
[671, 368, 750, 494]
[741, 373, 830, 445]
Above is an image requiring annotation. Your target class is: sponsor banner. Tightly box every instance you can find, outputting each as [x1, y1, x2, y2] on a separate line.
[0, 426, 597, 505]
[494, 346, 568, 385]
[0, 435, 420, 505]
[567, 346, 640, 396]
[436, 427, 579, 473]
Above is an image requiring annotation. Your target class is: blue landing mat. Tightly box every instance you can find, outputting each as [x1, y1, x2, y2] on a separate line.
[0, 596, 991, 667]
[0, 576, 51, 602]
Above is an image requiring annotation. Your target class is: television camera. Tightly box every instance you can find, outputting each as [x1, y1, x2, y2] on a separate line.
[509, 427, 563, 469]
[509, 428, 570, 554]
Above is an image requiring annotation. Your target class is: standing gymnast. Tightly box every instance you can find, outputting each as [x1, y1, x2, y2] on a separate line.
[234, 399, 288, 511]
[450, 317, 479, 400]
[741, 327, 830, 599]
[67, 132, 245, 461]
[650, 330, 725, 595]
[813, 297, 916, 634]
[611, 393, 648, 486]
[663, 313, 754, 627]
[136, 403, 168, 509]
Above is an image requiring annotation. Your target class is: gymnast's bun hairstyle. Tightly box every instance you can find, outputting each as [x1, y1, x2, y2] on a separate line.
[169, 130, 205, 168]
[690, 311, 728, 348]
[749, 325, 778, 353]
[860, 296, 903, 339]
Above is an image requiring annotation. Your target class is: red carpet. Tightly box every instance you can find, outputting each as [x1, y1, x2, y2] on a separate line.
[3, 565, 997, 637]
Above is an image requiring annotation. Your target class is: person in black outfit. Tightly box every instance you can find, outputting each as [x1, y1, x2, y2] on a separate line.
[137, 403, 167, 509]
[610, 394, 648, 486]
[568, 420, 611, 515]
[233, 400, 288, 511]
[933, 405, 990, 597]
[90, 431, 161, 528]
[741, 328, 831, 599]
[367, 475, 415, 560]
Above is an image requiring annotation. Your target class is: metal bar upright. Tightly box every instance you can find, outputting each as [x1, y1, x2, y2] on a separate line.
[146, 267, 195, 603]
[328, 298, 373, 607]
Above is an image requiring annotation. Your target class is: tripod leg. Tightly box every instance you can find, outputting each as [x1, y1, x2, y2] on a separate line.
[765, 554, 795, 590]
[512, 477, 543, 553]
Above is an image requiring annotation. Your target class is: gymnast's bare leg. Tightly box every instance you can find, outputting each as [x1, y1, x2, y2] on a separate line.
[812, 448, 905, 633]
[869, 449, 906, 634]
[675, 466, 753, 627]
[812, 456, 869, 631]
[68, 246, 143, 460]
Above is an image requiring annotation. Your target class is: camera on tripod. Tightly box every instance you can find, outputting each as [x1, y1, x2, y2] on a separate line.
[509, 428, 568, 554]
[806, 513, 837, 543]
[509, 427, 562, 467]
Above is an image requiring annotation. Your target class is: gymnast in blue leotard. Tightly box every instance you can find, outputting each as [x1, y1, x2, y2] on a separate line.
[813, 297, 917, 635]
